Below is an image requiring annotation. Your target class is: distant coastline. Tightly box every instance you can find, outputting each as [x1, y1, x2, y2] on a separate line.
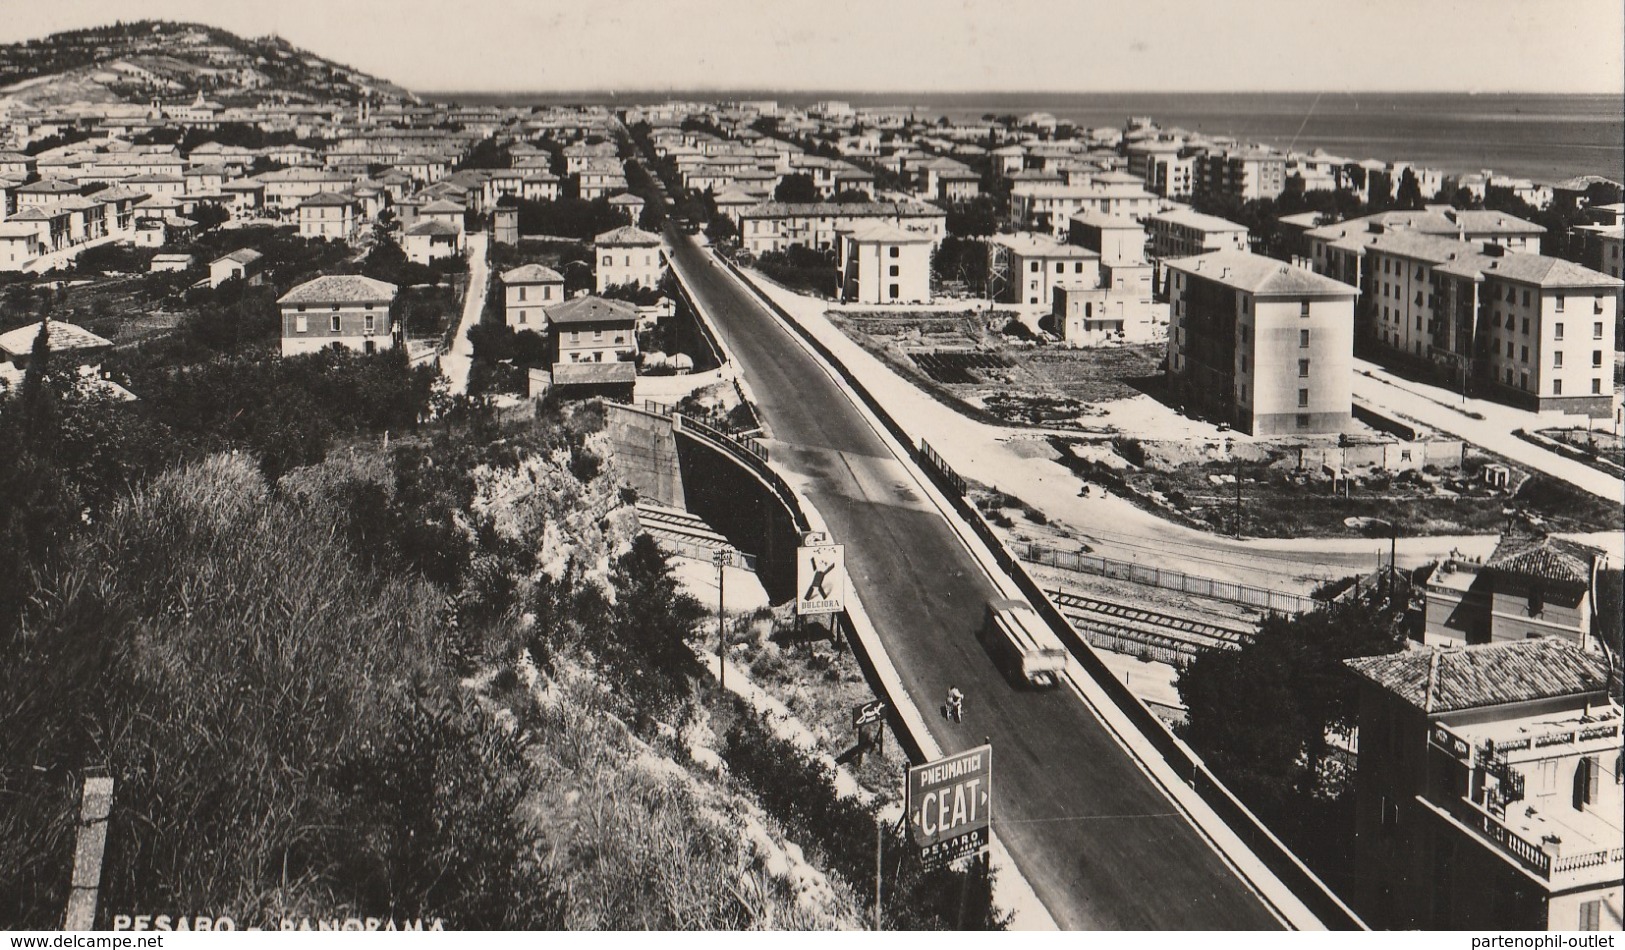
[422, 90, 1625, 186]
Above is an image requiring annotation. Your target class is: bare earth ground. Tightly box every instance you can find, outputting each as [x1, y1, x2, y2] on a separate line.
[825, 308, 1163, 428]
[822, 309, 1617, 539]
[1046, 436, 1620, 539]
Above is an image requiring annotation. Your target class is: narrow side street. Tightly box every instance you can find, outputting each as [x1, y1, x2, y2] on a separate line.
[439, 230, 489, 395]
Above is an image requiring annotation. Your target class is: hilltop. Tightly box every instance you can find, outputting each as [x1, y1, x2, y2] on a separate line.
[0, 20, 414, 109]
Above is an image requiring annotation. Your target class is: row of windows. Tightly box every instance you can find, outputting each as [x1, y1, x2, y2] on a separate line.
[293, 314, 378, 333]
[1027, 260, 1090, 274]
[1548, 350, 1606, 368]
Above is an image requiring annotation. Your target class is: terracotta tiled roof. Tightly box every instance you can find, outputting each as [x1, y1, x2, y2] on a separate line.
[551, 361, 636, 385]
[1485, 535, 1601, 585]
[593, 225, 661, 246]
[1165, 249, 1361, 297]
[545, 295, 638, 326]
[501, 264, 564, 284]
[1345, 638, 1610, 714]
[0, 321, 112, 358]
[277, 275, 397, 306]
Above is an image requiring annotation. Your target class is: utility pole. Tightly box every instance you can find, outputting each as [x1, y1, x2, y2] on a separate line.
[1227, 439, 1241, 537]
[715, 547, 728, 693]
[1388, 522, 1399, 609]
[873, 817, 883, 930]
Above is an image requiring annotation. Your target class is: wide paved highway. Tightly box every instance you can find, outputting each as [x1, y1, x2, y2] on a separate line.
[664, 234, 1284, 929]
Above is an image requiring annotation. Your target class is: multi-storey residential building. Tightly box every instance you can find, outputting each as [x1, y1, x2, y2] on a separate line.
[1343, 638, 1622, 930]
[1146, 207, 1252, 260]
[548, 294, 639, 365]
[594, 225, 664, 291]
[1068, 211, 1149, 266]
[835, 223, 933, 305]
[1194, 148, 1286, 202]
[1127, 140, 1196, 198]
[1052, 257, 1161, 346]
[297, 192, 357, 241]
[738, 201, 946, 256]
[1435, 250, 1621, 417]
[277, 275, 397, 357]
[1165, 249, 1359, 435]
[1010, 179, 1162, 236]
[501, 263, 566, 330]
[989, 235, 1101, 305]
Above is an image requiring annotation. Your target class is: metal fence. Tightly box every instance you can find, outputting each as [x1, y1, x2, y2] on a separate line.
[1019, 542, 1316, 616]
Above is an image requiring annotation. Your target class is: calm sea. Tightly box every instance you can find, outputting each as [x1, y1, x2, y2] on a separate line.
[428, 90, 1625, 186]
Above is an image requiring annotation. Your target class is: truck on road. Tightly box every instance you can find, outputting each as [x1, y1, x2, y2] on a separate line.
[980, 598, 1067, 688]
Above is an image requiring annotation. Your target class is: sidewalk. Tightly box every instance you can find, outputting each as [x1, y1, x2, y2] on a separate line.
[737, 266, 1500, 593]
[1351, 358, 1623, 502]
[440, 231, 490, 395]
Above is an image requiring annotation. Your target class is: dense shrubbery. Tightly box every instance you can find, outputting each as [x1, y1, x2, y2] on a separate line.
[722, 711, 1006, 930]
[751, 246, 837, 298]
[0, 455, 563, 927]
[515, 197, 630, 242]
[112, 346, 438, 481]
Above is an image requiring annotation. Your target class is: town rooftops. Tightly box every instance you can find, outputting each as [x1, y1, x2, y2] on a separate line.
[299, 191, 356, 207]
[16, 179, 82, 194]
[738, 200, 946, 219]
[837, 222, 935, 244]
[1484, 535, 1604, 586]
[990, 234, 1099, 258]
[607, 193, 645, 205]
[0, 320, 113, 360]
[594, 225, 661, 246]
[1438, 251, 1625, 289]
[418, 198, 466, 214]
[1070, 209, 1149, 230]
[215, 248, 263, 266]
[1149, 207, 1250, 232]
[502, 264, 565, 284]
[276, 275, 398, 306]
[404, 220, 462, 237]
[1165, 249, 1361, 297]
[551, 361, 637, 386]
[1344, 638, 1611, 715]
[545, 295, 639, 326]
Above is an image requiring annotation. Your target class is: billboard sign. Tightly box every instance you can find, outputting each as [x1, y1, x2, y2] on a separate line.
[796, 543, 845, 616]
[852, 700, 887, 728]
[906, 744, 992, 869]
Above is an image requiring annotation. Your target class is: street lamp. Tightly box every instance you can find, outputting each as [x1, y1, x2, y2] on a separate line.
[1345, 515, 1399, 606]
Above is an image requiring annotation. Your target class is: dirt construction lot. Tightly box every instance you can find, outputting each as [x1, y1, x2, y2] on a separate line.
[826, 308, 1163, 428]
[1050, 436, 1622, 539]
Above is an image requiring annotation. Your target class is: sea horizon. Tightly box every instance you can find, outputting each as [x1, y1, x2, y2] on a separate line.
[420, 89, 1625, 187]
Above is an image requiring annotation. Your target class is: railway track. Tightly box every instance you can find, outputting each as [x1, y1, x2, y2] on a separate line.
[1047, 589, 1255, 657]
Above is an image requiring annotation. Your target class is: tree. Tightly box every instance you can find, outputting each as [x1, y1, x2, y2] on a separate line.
[602, 535, 705, 723]
[1394, 168, 1425, 211]
[705, 214, 737, 244]
[946, 197, 1000, 237]
[773, 174, 820, 204]
[1176, 597, 1404, 870]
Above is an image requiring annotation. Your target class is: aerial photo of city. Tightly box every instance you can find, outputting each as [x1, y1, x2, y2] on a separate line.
[0, 0, 1621, 938]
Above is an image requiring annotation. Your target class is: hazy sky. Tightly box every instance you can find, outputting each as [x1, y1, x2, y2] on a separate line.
[3, 0, 1622, 95]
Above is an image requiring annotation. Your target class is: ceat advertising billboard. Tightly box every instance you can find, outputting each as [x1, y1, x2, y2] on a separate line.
[907, 744, 991, 869]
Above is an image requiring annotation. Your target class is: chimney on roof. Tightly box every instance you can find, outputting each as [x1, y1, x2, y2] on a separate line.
[1220, 266, 1230, 278]
[1424, 649, 1441, 715]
